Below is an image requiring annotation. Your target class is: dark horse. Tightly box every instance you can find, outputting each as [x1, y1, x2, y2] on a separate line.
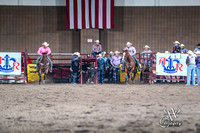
[38, 53, 50, 85]
[123, 49, 138, 83]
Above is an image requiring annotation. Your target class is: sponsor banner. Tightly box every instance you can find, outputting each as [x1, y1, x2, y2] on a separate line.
[0, 52, 21, 75]
[156, 53, 187, 76]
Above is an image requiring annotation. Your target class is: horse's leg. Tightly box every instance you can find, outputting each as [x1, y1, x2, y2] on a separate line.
[43, 73, 46, 84]
[38, 69, 42, 85]
[125, 67, 128, 83]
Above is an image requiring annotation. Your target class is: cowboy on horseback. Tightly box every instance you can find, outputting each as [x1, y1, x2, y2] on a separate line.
[122, 42, 140, 71]
[36, 42, 53, 72]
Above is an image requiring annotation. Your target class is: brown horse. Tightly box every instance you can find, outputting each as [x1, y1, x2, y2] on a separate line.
[38, 53, 50, 85]
[123, 49, 138, 83]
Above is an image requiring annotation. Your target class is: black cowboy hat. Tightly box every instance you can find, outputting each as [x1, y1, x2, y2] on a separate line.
[196, 43, 200, 46]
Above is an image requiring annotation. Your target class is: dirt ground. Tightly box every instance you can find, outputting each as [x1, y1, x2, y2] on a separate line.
[0, 83, 200, 133]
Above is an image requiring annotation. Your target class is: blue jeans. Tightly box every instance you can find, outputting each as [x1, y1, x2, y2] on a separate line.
[98, 68, 104, 83]
[36, 55, 53, 70]
[92, 51, 102, 58]
[113, 66, 120, 83]
[144, 59, 150, 68]
[72, 72, 78, 83]
[187, 65, 195, 85]
[197, 66, 200, 85]
[108, 67, 113, 83]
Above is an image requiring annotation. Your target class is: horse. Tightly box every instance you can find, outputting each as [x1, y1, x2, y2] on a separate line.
[123, 49, 138, 83]
[37, 53, 50, 85]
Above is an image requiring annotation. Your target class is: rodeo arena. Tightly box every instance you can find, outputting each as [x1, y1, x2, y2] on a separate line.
[1, 0, 200, 133]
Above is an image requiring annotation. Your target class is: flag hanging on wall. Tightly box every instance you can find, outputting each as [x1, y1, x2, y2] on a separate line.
[66, 0, 114, 29]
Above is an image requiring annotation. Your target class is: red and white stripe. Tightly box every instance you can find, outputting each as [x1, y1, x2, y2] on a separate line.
[66, 0, 114, 29]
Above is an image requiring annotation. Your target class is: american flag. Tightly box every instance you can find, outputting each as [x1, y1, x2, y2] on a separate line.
[66, 0, 114, 29]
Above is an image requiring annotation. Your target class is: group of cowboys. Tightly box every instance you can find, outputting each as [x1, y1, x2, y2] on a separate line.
[36, 40, 200, 85]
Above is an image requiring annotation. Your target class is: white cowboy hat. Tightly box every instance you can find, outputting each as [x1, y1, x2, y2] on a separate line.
[126, 42, 132, 46]
[165, 51, 170, 53]
[115, 51, 120, 54]
[74, 52, 80, 57]
[109, 51, 113, 54]
[95, 40, 100, 43]
[102, 51, 106, 55]
[187, 50, 193, 55]
[42, 42, 49, 47]
[98, 54, 102, 57]
[196, 51, 200, 54]
[143, 45, 150, 49]
[173, 41, 180, 44]
[180, 44, 185, 47]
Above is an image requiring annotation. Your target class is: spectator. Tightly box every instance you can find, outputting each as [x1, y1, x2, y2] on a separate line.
[180, 44, 188, 54]
[140, 45, 152, 68]
[92, 40, 102, 58]
[195, 51, 200, 85]
[186, 50, 196, 85]
[193, 43, 200, 53]
[97, 54, 105, 83]
[172, 41, 181, 53]
[107, 51, 114, 83]
[111, 51, 122, 83]
[71, 52, 80, 84]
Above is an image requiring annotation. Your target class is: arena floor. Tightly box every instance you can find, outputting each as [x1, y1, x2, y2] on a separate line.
[0, 83, 200, 133]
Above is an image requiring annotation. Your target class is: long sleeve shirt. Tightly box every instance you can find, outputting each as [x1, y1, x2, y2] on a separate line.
[140, 50, 152, 58]
[37, 46, 51, 55]
[126, 46, 136, 55]
[180, 48, 188, 53]
[92, 44, 102, 52]
[111, 56, 122, 66]
[196, 56, 200, 67]
[193, 48, 200, 53]
[172, 46, 181, 53]
[97, 58, 105, 69]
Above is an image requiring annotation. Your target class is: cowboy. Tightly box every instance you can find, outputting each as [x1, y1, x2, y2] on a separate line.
[172, 41, 181, 53]
[92, 40, 102, 58]
[195, 51, 200, 85]
[97, 54, 105, 83]
[193, 43, 200, 53]
[186, 50, 196, 85]
[87, 63, 98, 84]
[107, 51, 114, 83]
[180, 44, 188, 54]
[36, 42, 53, 72]
[140, 45, 152, 68]
[71, 52, 80, 84]
[111, 51, 122, 83]
[122, 42, 140, 71]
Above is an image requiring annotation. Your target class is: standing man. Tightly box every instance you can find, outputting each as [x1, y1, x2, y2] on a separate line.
[172, 41, 181, 53]
[140, 45, 152, 68]
[107, 51, 114, 83]
[36, 42, 53, 72]
[186, 50, 196, 85]
[97, 54, 105, 83]
[180, 44, 188, 54]
[71, 52, 80, 84]
[195, 51, 200, 85]
[193, 43, 200, 53]
[111, 51, 122, 83]
[92, 40, 102, 58]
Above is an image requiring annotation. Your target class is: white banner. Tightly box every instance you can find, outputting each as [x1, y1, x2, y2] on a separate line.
[156, 53, 188, 76]
[0, 52, 21, 75]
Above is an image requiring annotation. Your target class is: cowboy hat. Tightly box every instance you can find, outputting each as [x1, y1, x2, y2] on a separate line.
[165, 51, 170, 53]
[173, 41, 180, 44]
[115, 51, 120, 54]
[98, 54, 102, 57]
[74, 52, 80, 57]
[143, 45, 150, 49]
[102, 51, 106, 55]
[180, 44, 185, 47]
[195, 51, 200, 55]
[42, 42, 49, 47]
[126, 42, 132, 46]
[187, 50, 193, 55]
[95, 40, 100, 43]
[196, 43, 200, 46]
[109, 51, 113, 54]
